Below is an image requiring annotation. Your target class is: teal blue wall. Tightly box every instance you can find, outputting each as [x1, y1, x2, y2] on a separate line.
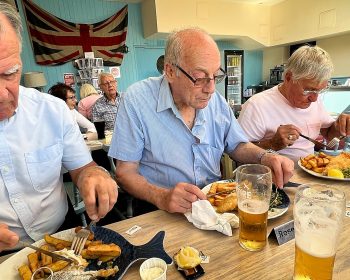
[17, 0, 262, 96]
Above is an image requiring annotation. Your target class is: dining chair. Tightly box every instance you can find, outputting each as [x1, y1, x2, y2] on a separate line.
[221, 153, 236, 179]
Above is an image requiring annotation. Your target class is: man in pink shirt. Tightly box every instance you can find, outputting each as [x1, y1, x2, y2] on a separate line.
[238, 45, 350, 162]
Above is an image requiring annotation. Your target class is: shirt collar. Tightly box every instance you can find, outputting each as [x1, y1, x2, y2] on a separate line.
[157, 76, 177, 113]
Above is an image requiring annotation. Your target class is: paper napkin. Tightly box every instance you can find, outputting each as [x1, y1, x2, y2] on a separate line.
[184, 200, 239, 236]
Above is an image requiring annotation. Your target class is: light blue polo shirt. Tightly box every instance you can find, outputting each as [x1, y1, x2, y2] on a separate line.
[109, 76, 248, 188]
[0, 86, 92, 242]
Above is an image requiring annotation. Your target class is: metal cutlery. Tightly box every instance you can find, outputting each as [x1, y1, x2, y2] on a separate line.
[18, 240, 74, 263]
[70, 220, 96, 255]
[299, 133, 333, 150]
[206, 189, 236, 198]
[328, 135, 346, 149]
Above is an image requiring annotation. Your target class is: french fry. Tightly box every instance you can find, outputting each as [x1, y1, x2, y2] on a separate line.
[44, 234, 72, 248]
[18, 264, 32, 280]
[27, 252, 39, 273]
[87, 244, 121, 257]
[216, 193, 238, 213]
[98, 255, 115, 262]
[40, 244, 53, 266]
[46, 260, 70, 272]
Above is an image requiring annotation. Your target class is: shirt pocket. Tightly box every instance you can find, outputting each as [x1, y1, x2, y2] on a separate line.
[24, 143, 63, 191]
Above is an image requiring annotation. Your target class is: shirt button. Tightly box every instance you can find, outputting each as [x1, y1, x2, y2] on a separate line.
[13, 198, 19, 203]
[1, 165, 9, 174]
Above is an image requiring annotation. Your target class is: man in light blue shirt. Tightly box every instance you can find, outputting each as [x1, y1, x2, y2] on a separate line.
[109, 27, 294, 214]
[0, 3, 118, 253]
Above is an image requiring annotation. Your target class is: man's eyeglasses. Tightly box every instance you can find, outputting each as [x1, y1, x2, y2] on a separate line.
[66, 96, 77, 100]
[298, 81, 330, 96]
[174, 64, 226, 87]
[100, 80, 116, 87]
[302, 86, 330, 96]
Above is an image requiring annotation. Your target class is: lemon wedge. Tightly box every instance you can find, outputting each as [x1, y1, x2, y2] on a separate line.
[327, 168, 344, 179]
[174, 246, 201, 269]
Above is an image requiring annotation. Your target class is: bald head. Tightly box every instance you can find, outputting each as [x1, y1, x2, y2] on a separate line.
[165, 27, 219, 66]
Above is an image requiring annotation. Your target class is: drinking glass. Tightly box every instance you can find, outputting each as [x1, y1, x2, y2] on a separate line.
[236, 164, 272, 251]
[293, 183, 345, 280]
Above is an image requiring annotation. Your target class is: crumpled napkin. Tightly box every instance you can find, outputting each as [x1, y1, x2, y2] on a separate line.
[184, 200, 239, 236]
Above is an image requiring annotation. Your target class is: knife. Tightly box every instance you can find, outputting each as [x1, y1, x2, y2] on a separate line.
[283, 181, 301, 188]
[206, 189, 236, 198]
[299, 134, 332, 150]
[18, 240, 74, 264]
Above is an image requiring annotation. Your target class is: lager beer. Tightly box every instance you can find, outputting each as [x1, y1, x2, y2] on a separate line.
[238, 199, 269, 251]
[236, 164, 272, 252]
[293, 184, 345, 280]
[294, 243, 335, 280]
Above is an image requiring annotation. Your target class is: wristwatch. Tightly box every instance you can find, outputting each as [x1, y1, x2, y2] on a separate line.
[257, 149, 279, 163]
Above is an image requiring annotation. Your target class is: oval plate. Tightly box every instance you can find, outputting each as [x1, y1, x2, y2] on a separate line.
[202, 180, 290, 220]
[0, 227, 172, 280]
[298, 160, 350, 181]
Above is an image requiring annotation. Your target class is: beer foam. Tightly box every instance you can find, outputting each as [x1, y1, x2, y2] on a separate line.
[238, 199, 269, 214]
[295, 232, 336, 258]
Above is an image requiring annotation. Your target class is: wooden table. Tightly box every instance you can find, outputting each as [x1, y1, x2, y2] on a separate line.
[1, 168, 349, 279]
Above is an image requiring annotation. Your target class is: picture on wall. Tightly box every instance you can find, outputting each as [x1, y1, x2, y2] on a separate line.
[64, 73, 75, 89]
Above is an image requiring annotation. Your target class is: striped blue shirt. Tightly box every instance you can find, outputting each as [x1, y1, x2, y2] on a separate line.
[109, 76, 248, 188]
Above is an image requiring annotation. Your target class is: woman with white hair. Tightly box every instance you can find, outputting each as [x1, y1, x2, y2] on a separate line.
[78, 83, 101, 120]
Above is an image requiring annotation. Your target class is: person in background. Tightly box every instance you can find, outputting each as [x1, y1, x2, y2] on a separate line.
[49, 83, 98, 141]
[108, 27, 294, 215]
[238, 45, 350, 163]
[0, 3, 118, 253]
[78, 83, 101, 120]
[92, 72, 121, 131]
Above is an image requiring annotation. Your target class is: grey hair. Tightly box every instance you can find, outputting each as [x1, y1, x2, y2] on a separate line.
[0, 2, 22, 49]
[98, 72, 114, 85]
[164, 27, 211, 70]
[80, 83, 98, 99]
[284, 45, 333, 82]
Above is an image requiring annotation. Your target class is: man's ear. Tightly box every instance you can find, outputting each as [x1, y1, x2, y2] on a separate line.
[284, 71, 292, 82]
[164, 63, 175, 83]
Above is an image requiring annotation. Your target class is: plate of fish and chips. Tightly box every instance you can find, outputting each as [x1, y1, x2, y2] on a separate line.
[0, 226, 172, 280]
[202, 179, 290, 219]
[299, 152, 350, 181]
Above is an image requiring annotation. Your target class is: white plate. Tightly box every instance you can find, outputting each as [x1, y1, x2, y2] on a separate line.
[202, 180, 289, 220]
[298, 160, 350, 181]
[0, 229, 74, 280]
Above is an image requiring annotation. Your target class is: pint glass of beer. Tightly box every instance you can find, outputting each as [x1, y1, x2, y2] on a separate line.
[236, 164, 272, 251]
[293, 183, 345, 280]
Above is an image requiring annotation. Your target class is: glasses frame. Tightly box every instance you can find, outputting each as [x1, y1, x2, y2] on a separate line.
[173, 64, 226, 87]
[297, 80, 330, 96]
[66, 96, 77, 100]
[100, 80, 117, 87]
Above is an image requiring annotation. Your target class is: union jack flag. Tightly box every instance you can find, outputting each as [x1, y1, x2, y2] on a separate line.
[22, 0, 128, 66]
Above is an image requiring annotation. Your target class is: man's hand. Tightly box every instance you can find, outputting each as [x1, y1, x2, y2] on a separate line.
[0, 224, 19, 252]
[270, 124, 301, 150]
[157, 183, 207, 214]
[261, 153, 294, 188]
[333, 114, 350, 136]
[73, 165, 118, 221]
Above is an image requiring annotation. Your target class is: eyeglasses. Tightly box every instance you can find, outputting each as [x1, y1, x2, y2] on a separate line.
[100, 80, 116, 87]
[66, 96, 76, 100]
[297, 81, 330, 96]
[174, 64, 226, 87]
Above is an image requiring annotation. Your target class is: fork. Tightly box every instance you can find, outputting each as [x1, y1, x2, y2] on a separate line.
[328, 135, 346, 149]
[70, 220, 96, 255]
